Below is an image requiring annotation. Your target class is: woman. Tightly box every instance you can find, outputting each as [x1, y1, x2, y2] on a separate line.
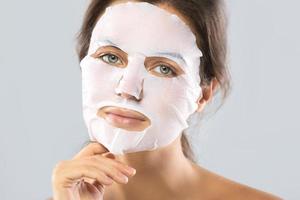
[51, 0, 282, 199]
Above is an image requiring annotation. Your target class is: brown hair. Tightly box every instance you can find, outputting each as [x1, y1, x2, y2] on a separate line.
[76, 0, 230, 163]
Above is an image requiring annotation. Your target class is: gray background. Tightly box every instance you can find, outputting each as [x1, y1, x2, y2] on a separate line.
[0, 0, 299, 199]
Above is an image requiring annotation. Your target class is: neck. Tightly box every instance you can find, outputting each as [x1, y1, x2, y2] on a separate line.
[112, 135, 197, 198]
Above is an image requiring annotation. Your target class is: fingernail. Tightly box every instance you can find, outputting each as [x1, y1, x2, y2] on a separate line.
[122, 175, 128, 183]
[126, 166, 136, 175]
[118, 173, 128, 183]
[130, 168, 136, 175]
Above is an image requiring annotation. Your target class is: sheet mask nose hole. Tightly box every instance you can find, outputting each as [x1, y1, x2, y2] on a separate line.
[115, 76, 144, 102]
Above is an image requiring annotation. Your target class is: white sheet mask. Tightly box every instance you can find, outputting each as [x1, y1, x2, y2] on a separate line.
[80, 1, 203, 155]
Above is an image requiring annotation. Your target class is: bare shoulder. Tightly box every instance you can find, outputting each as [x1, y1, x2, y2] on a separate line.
[190, 162, 283, 200]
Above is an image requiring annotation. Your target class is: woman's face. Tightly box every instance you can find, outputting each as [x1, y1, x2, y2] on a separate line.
[80, 1, 204, 155]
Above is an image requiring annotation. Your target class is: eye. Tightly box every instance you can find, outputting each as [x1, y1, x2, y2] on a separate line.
[152, 64, 177, 77]
[100, 53, 122, 65]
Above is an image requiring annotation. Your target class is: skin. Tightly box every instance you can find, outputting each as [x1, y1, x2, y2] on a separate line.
[51, 1, 283, 199]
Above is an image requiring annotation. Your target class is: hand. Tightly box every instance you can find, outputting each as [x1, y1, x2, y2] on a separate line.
[51, 142, 136, 200]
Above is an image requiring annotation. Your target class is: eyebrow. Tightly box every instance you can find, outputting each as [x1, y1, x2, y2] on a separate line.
[95, 39, 186, 64]
[153, 52, 186, 65]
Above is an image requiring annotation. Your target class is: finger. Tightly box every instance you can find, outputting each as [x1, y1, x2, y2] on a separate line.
[75, 157, 129, 184]
[88, 155, 136, 177]
[92, 180, 105, 193]
[76, 180, 103, 200]
[64, 158, 129, 185]
[96, 163, 130, 184]
[73, 141, 109, 160]
[73, 157, 130, 184]
[104, 157, 136, 177]
[62, 164, 114, 186]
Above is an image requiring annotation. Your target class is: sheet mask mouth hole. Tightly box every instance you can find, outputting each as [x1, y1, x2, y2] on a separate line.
[96, 106, 152, 132]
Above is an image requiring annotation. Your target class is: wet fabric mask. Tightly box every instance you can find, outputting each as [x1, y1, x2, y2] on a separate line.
[80, 1, 203, 155]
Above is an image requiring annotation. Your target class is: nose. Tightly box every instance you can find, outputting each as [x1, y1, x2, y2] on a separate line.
[114, 54, 145, 102]
[115, 77, 144, 101]
[117, 90, 143, 101]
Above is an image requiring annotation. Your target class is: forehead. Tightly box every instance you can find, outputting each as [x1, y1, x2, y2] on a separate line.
[89, 1, 202, 58]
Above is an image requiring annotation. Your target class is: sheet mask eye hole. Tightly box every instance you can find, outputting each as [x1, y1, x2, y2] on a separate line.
[100, 53, 122, 65]
[152, 65, 177, 77]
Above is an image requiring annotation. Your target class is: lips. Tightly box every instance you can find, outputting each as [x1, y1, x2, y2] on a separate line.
[102, 106, 148, 121]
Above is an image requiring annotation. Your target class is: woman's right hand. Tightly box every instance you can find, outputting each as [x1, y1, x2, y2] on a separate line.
[51, 142, 136, 200]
